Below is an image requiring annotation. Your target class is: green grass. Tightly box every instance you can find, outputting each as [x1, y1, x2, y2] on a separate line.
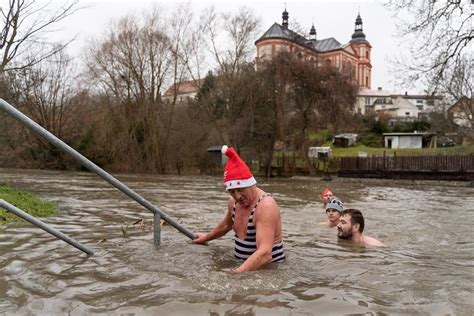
[308, 129, 330, 143]
[0, 183, 56, 224]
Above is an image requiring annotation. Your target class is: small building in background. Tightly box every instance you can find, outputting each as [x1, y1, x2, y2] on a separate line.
[162, 79, 203, 104]
[333, 133, 357, 147]
[308, 147, 332, 160]
[447, 96, 473, 128]
[206, 146, 226, 174]
[383, 132, 434, 149]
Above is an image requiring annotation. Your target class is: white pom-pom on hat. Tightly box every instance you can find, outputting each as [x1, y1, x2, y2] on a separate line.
[221, 145, 228, 154]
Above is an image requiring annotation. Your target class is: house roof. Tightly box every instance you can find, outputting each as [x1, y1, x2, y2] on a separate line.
[163, 79, 203, 97]
[334, 133, 358, 139]
[392, 96, 419, 110]
[447, 96, 473, 114]
[391, 93, 443, 100]
[357, 88, 391, 97]
[383, 132, 433, 136]
[207, 146, 223, 152]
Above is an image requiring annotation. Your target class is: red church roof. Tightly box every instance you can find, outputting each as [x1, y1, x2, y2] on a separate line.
[163, 79, 203, 97]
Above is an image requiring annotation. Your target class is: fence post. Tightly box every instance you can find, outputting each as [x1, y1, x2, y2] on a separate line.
[153, 213, 161, 246]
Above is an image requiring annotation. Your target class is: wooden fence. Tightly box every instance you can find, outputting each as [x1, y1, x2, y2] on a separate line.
[339, 154, 474, 181]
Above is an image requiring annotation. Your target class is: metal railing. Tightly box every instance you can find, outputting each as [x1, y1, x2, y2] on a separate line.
[0, 98, 196, 251]
[0, 199, 94, 255]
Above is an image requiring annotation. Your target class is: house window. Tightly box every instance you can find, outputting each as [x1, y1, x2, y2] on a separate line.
[365, 97, 371, 105]
[416, 100, 423, 104]
[405, 112, 410, 116]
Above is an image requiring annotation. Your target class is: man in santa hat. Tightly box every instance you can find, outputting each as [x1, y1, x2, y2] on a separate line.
[193, 145, 285, 272]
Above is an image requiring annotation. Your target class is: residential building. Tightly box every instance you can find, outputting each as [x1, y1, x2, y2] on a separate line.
[447, 96, 473, 128]
[162, 79, 203, 104]
[356, 87, 443, 123]
[375, 96, 419, 125]
[391, 92, 444, 118]
[355, 87, 391, 115]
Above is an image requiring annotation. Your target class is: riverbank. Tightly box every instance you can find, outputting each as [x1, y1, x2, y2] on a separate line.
[0, 182, 56, 224]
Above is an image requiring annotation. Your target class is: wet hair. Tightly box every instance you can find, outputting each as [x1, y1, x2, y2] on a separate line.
[321, 187, 333, 199]
[341, 209, 365, 233]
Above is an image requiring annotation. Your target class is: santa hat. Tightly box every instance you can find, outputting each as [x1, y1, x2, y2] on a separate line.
[221, 145, 257, 190]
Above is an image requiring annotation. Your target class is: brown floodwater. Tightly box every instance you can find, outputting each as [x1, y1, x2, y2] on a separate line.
[0, 168, 473, 315]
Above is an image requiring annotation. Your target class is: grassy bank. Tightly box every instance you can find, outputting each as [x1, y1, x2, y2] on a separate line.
[0, 183, 56, 224]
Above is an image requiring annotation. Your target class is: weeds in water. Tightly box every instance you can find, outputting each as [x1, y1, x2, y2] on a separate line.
[121, 223, 129, 237]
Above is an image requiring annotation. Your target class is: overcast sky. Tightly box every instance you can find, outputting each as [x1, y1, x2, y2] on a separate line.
[55, 0, 415, 93]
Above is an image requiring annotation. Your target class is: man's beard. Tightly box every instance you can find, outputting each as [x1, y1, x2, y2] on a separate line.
[337, 228, 352, 240]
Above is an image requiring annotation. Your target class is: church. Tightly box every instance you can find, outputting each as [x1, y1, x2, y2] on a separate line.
[255, 9, 372, 89]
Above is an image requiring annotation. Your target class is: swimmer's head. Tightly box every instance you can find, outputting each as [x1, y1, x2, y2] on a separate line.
[325, 197, 343, 213]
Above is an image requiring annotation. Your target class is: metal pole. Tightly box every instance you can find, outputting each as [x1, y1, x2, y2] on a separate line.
[0, 99, 195, 240]
[0, 199, 94, 255]
[153, 213, 161, 246]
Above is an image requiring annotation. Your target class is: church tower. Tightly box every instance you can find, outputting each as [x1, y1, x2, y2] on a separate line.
[349, 13, 372, 89]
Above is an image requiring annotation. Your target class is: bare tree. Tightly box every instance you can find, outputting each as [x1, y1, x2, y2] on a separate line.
[0, 48, 77, 168]
[383, 0, 473, 91]
[200, 6, 260, 75]
[0, 0, 78, 73]
[440, 56, 473, 128]
[284, 57, 358, 175]
[196, 6, 260, 148]
[83, 5, 201, 173]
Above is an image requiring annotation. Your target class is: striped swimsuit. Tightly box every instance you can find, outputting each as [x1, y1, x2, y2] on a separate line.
[232, 193, 285, 262]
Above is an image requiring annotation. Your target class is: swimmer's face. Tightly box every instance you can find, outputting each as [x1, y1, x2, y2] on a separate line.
[326, 208, 341, 222]
[322, 192, 334, 201]
[228, 187, 253, 208]
[337, 214, 354, 240]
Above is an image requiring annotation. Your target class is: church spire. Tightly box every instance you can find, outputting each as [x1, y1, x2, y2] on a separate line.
[282, 7, 289, 29]
[309, 23, 316, 41]
[351, 12, 367, 42]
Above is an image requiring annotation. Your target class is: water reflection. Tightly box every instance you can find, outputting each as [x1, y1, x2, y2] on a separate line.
[0, 168, 473, 315]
